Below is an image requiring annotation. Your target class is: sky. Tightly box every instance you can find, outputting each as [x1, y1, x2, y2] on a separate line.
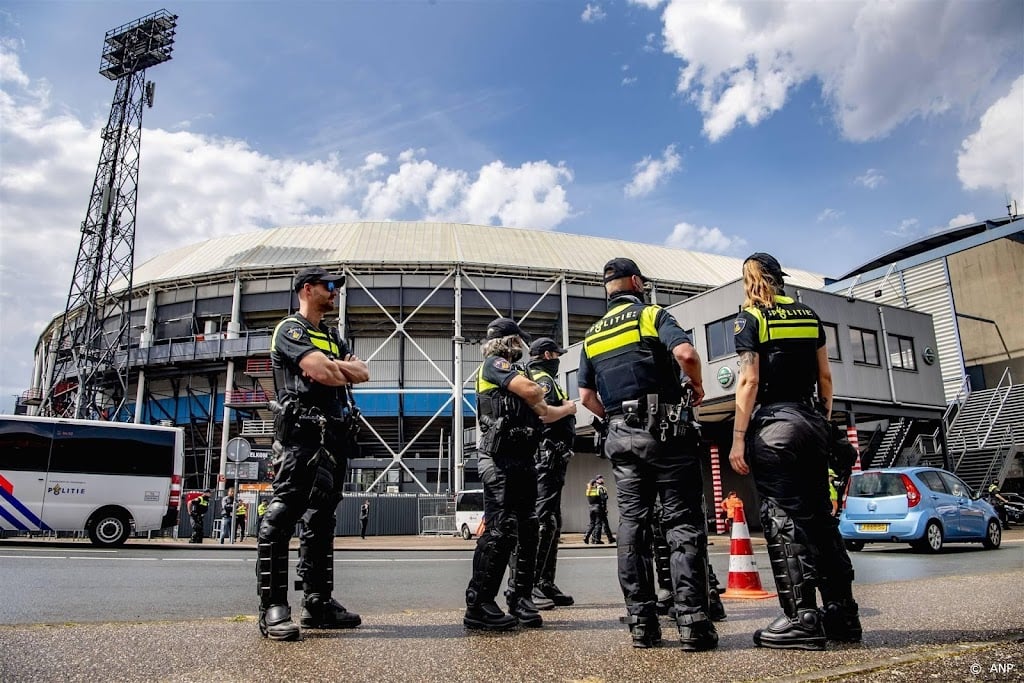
[1, 0, 1022, 409]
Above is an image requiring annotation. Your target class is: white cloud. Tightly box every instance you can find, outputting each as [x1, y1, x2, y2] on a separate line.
[665, 221, 747, 254]
[933, 213, 977, 234]
[0, 44, 575, 400]
[581, 4, 606, 23]
[624, 144, 681, 198]
[957, 75, 1024, 206]
[659, 1, 1022, 142]
[887, 218, 920, 238]
[629, 0, 665, 9]
[622, 77, 638, 87]
[643, 33, 658, 53]
[855, 168, 885, 189]
[817, 208, 842, 222]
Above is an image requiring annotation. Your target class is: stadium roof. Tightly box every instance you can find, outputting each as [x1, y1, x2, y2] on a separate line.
[134, 222, 824, 290]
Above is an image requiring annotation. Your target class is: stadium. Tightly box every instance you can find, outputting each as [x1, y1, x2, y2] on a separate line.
[24, 221, 825, 496]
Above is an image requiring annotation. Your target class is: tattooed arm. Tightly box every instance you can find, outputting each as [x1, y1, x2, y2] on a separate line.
[729, 350, 759, 476]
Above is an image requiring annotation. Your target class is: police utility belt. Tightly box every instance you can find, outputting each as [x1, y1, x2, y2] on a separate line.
[479, 416, 536, 454]
[269, 398, 360, 443]
[614, 393, 691, 442]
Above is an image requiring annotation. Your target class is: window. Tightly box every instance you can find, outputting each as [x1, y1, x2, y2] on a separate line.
[0, 420, 54, 470]
[822, 323, 841, 361]
[48, 424, 176, 476]
[917, 470, 948, 493]
[849, 327, 880, 365]
[938, 471, 972, 498]
[706, 316, 737, 361]
[565, 369, 579, 400]
[888, 334, 917, 371]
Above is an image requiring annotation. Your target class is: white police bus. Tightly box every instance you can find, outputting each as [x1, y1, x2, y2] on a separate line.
[454, 489, 484, 540]
[0, 415, 184, 546]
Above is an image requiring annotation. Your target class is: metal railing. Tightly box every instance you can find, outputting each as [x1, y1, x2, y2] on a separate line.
[976, 368, 1013, 448]
[240, 420, 274, 437]
[420, 515, 456, 535]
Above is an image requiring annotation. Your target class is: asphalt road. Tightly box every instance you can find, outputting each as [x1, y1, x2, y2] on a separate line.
[1, 537, 1021, 625]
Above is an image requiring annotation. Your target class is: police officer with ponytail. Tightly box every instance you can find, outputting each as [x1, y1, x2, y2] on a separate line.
[729, 253, 861, 650]
[578, 258, 717, 651]
[256, 266, 369, 641]
[463, 319, 576, 632]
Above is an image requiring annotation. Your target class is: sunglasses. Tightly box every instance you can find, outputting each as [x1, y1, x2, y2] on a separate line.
[310, 280, 337, 292]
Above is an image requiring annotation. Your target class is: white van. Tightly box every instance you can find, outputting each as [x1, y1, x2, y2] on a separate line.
[454, 489, 484, 540]
[0, 415, 184, 546]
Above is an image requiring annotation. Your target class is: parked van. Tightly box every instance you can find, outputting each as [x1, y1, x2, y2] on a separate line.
[0, 415, 184, 546]
[454, 489, 484, 540]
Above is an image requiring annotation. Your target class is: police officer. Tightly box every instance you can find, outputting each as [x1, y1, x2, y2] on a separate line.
[464, 318, 576, 632]
[729, 252, 861, 650]
[583, 478, 603, 544]
[593, 475, 615, 544]
[987, 480, 1012, 529]
[523, 337, 577, 608]
[578, 257, 717, 651]
[188, 490, 211, 543]
[256, 266, 369, 641]
[235, 500, 248, 541]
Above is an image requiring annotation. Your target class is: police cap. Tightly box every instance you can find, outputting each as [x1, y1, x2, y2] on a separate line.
[486, 317, 531, 342]
[603, 257, 649, 283]
[744, 252, 789, 282]
[529, 337, 567, 357]
[294, 266, 346, 292]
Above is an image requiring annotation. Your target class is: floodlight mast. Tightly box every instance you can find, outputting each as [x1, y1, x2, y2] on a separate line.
[41, 10, 177, 421]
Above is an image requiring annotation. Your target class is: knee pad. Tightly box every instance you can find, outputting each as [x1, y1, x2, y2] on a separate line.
[259, 501, 295, 543]
[761, 499, 795, 541]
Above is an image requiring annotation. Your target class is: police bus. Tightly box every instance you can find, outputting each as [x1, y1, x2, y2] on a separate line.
[0, 415, 184, 546]
[454, 489, 484, 540]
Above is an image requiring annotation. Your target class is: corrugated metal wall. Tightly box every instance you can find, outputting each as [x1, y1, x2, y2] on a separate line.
[849, 259, 963, 401]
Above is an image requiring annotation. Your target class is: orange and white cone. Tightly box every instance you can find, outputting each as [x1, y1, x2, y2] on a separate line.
[720, 505, 774, 600]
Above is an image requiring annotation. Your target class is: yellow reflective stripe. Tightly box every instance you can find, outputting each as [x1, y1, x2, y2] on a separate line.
[744, 307, 769, 343]
[306, 329, 340, 355]
[586, 327, 640, 357]
[585, 302, 661, 358]
[765, 320, 820, 340]
[639, 306, 660, 337]
[531, 369, 567, 400]
[476, 363, 498, 393]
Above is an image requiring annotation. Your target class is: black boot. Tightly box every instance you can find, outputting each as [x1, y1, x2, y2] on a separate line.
[821, 598, 862, 642]
[256, 539, 300, 641]
[754, 609, 825, 650]
[464, 595, 517, 631]
[626, 614, 662, 648]
[299, 593, 361, 629]
[535, 581, 574, 607]
[465, 530, 517, 631]
[708, 589, 727, 622]
[676, 612, 719, 652]
[507, 593, 544, 627]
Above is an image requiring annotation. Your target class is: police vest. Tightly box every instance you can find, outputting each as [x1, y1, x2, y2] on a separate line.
[190, 497, 208, 516]
[742, 295, 822, 404]
[582, 300, 680, 413]
[528, 365, 576, 442]
[475, 362, 537, 432]
[257, 502, 268, 516]
[271, 314, 346, 414]
[586, 483, 600, 502]
[236, 503, 247, 515]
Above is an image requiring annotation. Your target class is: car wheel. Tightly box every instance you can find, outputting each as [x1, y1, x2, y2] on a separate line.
[845, 540, 865, 552]
[461, 524, 473, 540]
[982, 519, 1002, 549]
[88, 509, 131, 547]
[912, 520, 943, 553]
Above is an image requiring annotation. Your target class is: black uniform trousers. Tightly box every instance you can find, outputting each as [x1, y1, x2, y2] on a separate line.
[534, 450, 568, 584]
[605, 417, 709, 618]
[748, 403, 854, 605]
[467, 445, 539, 605]
[189, 513, 205, 542]
[258, 424, 350, 597]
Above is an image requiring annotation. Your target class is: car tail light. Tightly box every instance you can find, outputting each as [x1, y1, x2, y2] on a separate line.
[169, 474, 182, 510]
[900, 474, 921, 507]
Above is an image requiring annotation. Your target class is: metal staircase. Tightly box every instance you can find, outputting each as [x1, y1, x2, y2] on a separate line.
[945, 370, 1023, 490]
[870, 418, 912, 469]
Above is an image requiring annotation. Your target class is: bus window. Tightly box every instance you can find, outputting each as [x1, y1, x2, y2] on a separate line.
[0, 420, 54, 471]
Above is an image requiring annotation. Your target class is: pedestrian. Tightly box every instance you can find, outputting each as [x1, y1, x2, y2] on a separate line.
[578, 257, 717, 651]
[522, 337, 577, 609]
[728, 252, 861, 650]
[463, 317, 576, 632]
[583, 478, 603, 544]
[256, 266, 369, 641]
[721, 491, 744, 533]
[219, 487, 235, 545]
[235, 500, 248, 540]
[188, 489, 211, 543]
[359, 501, 370, 539]
[594, 475, 615, 544]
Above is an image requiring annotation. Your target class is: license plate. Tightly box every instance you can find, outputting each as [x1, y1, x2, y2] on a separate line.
[858, 523, 888, 532]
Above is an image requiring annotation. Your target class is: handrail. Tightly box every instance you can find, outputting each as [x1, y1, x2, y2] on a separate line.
[980, 424, 1018, 488]
[943, 374, 971, 434]
[976, 367, 1012, 448]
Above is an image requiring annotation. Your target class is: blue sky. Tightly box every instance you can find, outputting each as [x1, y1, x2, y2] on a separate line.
[1, 0, 1022, 406]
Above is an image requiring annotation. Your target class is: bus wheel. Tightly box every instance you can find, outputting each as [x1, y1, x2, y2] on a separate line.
[88, 509, 131, 547]
[461, 524, 473, 540]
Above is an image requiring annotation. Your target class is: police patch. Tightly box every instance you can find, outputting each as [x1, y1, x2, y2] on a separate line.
[286, 326, 304, 341]
[733, 318, 746, 335]
[494, 358, 512, 371]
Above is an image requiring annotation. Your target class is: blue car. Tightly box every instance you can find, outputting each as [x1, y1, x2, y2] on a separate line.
[839, 467, 1002, 552]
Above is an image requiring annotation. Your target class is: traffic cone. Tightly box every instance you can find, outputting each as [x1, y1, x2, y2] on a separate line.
[720, 505, 774, 600]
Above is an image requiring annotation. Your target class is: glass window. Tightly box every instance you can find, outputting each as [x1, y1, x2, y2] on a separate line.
[822, 323, 841, 361]
[706, 316, 737, 361]
[564, 369, 579, 400]
[888, 334, 917, 371]
[917, 470, 948, 493]
[0, 420, 54, 471]
[48, 424, 177, 476]
[848, 472, 906, 497]
[938, 471, 971, 498]
[849, 327, 880, 365]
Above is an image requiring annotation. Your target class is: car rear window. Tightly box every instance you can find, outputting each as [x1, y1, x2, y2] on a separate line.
[849, 472, 907, 498]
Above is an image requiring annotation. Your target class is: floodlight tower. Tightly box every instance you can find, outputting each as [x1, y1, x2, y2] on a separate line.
[41, 9, 177, 420]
